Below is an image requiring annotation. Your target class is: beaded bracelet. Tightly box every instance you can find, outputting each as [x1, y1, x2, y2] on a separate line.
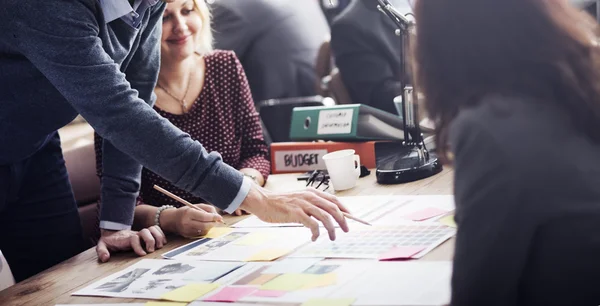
[154, 205, 175, 227]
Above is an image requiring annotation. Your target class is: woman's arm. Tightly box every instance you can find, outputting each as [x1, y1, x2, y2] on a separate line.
[449, 113, 535, 306]
[133, 200, 222, 238]
[230, 53, 271, 184]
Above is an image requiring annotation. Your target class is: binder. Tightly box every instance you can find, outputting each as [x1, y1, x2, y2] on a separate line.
[289, 104, 404, 141]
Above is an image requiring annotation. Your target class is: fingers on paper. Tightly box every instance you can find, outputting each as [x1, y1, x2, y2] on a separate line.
[304, 191, 349, 234]
[96, 240, 110, 263]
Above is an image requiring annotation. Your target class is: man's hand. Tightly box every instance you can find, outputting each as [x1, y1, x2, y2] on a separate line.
[96, 227, 167, 263]
[240, 186, 350, 241]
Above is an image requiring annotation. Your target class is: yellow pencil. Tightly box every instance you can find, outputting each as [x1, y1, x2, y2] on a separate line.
[153, 185, 225, 224]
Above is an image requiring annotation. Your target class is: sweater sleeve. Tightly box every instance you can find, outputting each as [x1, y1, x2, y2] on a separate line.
[230, 53, 271, 179]
[449, 112, 535, 306]
[10, 0, 249, 224]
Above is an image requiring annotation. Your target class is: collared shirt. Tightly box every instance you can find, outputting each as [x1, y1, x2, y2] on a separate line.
[99, 0, 160, 28]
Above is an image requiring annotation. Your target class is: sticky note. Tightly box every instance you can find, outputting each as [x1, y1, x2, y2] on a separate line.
[244, 248, 291, 262]
[301, 298, 356, 306]
[263, 258, 322, 274]
[378, 246, 425, 261]
[247, 273, 279, 286]
[261, 273, 321, 291]
[233, 232, 275, 246]
[203, 286, 257, 302]
[301, 272, 337, 290]
[146, 303, 188, 306]
[403, 207, 448, 221]
[203, 227, 233, 239]
[160, 283, 219, 302]
[439, 214, 457, 228]
[251, 289, 287, 297]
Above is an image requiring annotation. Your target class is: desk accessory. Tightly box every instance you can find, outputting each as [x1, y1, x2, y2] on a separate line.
[374, 0, 442, 184]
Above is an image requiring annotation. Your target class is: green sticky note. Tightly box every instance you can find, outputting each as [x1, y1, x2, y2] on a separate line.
[301, 298, 356, 306]
[260, 273, 321, 291]
[160, 283, 219, 302]
[438, 214, 457, 228]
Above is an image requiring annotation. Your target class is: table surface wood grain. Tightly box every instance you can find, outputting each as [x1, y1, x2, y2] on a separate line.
[0, 167, 455, 306]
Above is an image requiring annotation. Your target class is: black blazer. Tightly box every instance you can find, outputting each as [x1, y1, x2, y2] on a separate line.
[211, 0, 329, 103]
[331, 0, 410, 114]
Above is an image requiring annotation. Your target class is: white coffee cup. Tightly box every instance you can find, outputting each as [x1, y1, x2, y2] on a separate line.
[322, 149, 361, 191]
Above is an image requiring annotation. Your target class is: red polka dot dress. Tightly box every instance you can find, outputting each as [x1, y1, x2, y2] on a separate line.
[95, 50, 270, 208]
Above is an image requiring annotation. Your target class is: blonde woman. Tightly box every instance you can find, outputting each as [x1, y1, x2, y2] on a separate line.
[96, 0, 271, 239]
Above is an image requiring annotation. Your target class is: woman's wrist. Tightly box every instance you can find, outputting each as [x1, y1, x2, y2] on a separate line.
[157, 206, 178, 233]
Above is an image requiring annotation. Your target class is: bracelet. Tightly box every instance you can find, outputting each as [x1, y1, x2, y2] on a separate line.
[155, 205, 175, 228]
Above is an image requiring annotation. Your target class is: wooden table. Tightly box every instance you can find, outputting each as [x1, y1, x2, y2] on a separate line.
[0, 168, 455, 306]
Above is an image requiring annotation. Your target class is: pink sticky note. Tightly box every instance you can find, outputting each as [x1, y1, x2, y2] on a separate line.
[403, 207, 448, 221]
[378, 246, 426, 261]
[203, 286, 257, 302]
[251, 290, 287, 297]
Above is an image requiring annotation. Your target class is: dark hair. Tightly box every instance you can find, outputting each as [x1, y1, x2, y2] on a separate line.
[413, 0, 600, 162]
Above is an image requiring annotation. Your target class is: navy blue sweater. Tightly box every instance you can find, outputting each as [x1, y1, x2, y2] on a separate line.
[0, 0, 248, 230]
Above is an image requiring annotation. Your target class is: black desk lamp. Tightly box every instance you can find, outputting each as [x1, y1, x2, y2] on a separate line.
[374, 0, 443, 184]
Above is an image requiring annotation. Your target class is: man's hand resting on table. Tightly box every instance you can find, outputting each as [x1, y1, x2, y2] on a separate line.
[96, 227, 167, 263]
[240, 185, 350, 241]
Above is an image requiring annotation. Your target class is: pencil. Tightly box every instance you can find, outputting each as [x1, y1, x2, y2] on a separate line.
[343, 212, 372, 226]
[153, 185, 225, 224]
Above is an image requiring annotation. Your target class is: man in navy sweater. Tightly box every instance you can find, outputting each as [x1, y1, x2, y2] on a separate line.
[0, 0, 349, 282]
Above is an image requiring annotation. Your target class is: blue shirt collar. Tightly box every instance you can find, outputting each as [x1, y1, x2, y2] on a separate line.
[99, 0, 160, 24]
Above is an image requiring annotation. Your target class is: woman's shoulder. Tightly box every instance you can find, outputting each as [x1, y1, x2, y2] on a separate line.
[451, 94, 557, 143]
[204, 50, 241, 69]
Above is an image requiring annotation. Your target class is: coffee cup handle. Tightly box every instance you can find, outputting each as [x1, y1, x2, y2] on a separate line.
[353, 154, 361, 178]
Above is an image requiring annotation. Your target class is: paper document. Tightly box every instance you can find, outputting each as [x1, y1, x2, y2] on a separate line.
[72, 259, 243, 300]
[232, 196, 411, 228]
[290, 224, 455, 260]
[163, 227, 311, 262]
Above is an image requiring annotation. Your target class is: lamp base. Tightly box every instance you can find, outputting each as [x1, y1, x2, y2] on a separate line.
[375, 144, 443, 184]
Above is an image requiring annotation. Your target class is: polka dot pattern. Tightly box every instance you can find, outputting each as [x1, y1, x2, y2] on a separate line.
[96, 50, 270, 208]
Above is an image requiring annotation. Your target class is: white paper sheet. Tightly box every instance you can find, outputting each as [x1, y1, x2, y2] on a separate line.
[72, 259, 244, 300]
[330, 261, 452, 305]
[162, 227, 312, 262]
[232, 196, 411, 228]
[372, 195, 455, 225]
[290, 223, 455, 259]
[262, 258, 323, 274]
[216, 259, 452, 306]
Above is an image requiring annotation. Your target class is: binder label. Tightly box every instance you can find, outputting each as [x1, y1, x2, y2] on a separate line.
[317, 109, 354, 135]
[274, 150, 328, 172]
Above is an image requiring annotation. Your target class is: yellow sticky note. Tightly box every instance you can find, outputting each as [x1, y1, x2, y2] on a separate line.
[260, 273, 321, 291]
[248, 273, 279, 286]
[203, 227, 233, 239]
[160, 283, 219, 302]
[301, 298, 356, 306]
[234, 232, 276, 246]
[244, 248, 291, 262]
[439, 214, 457, 228]
[301, 273, 337, 290]
[146, 302, 188, 306]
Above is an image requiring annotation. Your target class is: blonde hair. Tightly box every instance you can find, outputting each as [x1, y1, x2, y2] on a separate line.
[193, 0, 213, 55]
